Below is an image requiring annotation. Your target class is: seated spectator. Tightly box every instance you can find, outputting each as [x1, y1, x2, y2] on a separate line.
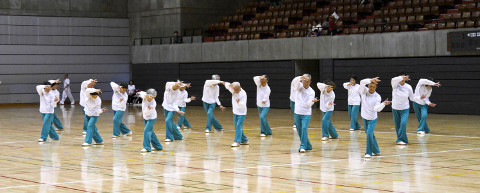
[308, 20, 323, 37]
[172, 31, 182, 44]
[127, 80, 136, 105]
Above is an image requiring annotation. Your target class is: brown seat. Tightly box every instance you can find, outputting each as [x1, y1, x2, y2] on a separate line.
[392, 25, 400, 32]
[292, 31, 300, 37]
[437, 22, 446, 29]
[253, 33, 260, 39]
[412, 0, 420, 7]
[359, 27, 366, 33]
[427, 22, 437, 29]
[374, 26, 383, 33]
[416, 15, 424, 25]
[431, 6, 440, 15]
[407, 16, 416, 23]
[367, 18, 375, 26]
[351, 27, 359, 34]
[343, 28, 350, 35]
[373, 10, 382, 17]
[252, 20, 259, 26]
[446, 21, 455, 29]
[389, 9, 398, 17]
[466, 3, 476, 11]
[399, 16, 407, 23]
[414, 7, 422, 16]
[391, 17, 399, 23]
[403, 8, 411, 16]
[452, 13, 461, 20]
[457, 21, 465, 28]
[466, 21, 476, 28]
[422, 7, 430, 15]
[366, 27, 375, 33]
[462, 12, 472, 19]
[384, 25, 392, 32]
[383, 9, 389, 16]
[400, 24, 409, 31]
[457, 3, 467, 12]
[420, 0, 429, 6]
[428, 0, 437, 6]
[472, 11, 480, 18]
[402, 0, 412, 8]
[351, 4, 358, 12]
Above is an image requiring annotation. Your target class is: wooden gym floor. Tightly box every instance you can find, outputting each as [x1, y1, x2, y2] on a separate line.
[0, 104, 479, 192]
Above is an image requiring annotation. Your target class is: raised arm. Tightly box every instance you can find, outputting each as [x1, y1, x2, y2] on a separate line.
[138, 91, 147, 99]
[165, 82, 176, 91]
[343, 82, 351, 90]
[358, 79, 371, 95]
[391, 76, 404, 89]
[205, 80, 221, 87]
[253, 76, 261, 87]
[85, 88, 99, 99]
[81, 79, 93, 91]
[292, 76, 302, 91]
[373, 95, 387, 112]
[317, 82, 326, 92]
[417, 78, 436, 87]
[36, 85, 45, 96]
[224, 82, 235, 94]
[110, 82, 120, 92]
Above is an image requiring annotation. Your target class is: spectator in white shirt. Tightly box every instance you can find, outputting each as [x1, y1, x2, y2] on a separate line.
[162, 81, 186, 142]
[358, 77, 391, 158]
[60, 74, 75, 105]
[290, 74, 311, 129]
[293, 76, 318, 153]
[413, 77, 441, 135]
[127, 80, 136, 105]
[202, 74, 226, 133]
[80, 79, 97, 135]
[224, 82, 249, 147]
[82, 88, 107, 146]
[111, 82, 132, 138]
[138, 89, 163, 152]
[36, 82, 60, 142]
[254, 75, 272, 137]
[318, 80, 338, 141]
[343, 75, 362, 131]
[48, 79, 64, 131]
[391, 72, 417, 145]
[176, 85, 196, 129]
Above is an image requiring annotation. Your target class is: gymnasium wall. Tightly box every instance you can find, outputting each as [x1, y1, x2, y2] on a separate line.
[0, 15, 130, 104]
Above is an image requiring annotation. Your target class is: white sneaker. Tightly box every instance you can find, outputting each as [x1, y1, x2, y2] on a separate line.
[365, 154, 371, 158]
[417, 131, 425, 135]
[112, 135, 120, 138]
[372, 153, 381, 156]
[350, 128, 354, 131]
[59, 102, 64, 105]
[177, 126, 181, 129]
[165, 139, 172, 142]
[321, 137, 329, 141]
[396, 141, 407, 145]
[140, 148, 149, 152]
[299, 149, 306, 153]
[126, 131, 133, 136]
[241, 141, 249, 145]
[83, 131, 86, 135]
[94, 142, 104, 145]
[205, 130, 210, 133]
[293, 125, 296, 128]
[231, 142, 240, 147]
[260, 134, 266, 137]
[82, 143, 91, 146]
[38, 138, 44, 142]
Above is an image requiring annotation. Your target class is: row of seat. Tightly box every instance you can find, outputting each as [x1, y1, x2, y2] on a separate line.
[384, 0, 456, 9]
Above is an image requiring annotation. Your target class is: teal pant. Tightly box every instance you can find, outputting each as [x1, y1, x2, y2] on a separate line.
[233, 114, 248, 143]
[413, 102, 430, 133]
[143, 119, 162, 151]
[322, 111, 338, 138]
[363, 118, 380, 155]
[348, 105, 361, 130]
[40, 113, 59, 141]
[84, 115, 103, 144]
[294, 113, 312, 151]
[203, 102, 223, 131]
[177, 107, 191, 128]
[113, 110, 131, 136]
[164, 109, 183, 140]
[392, 109, 409, 143]
[52, 107, 64, 130]
[257, 106, 272, 135]
[81, 107, 87, 132]
[290, 100, 296, 126]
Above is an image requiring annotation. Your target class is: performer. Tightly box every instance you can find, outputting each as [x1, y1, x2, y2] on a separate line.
[254, 75, 272, 137]
[358, 77, 391, 158]
[293, 76, 318, 153]
[48, 79, 64, 131]
[36, 82, 60, 142]
[391, 73, 416, 145]
[111, 82, 132, 138]
[318, 80, 338, 141]
[82, 88, 107, 146]
[60, 74, 75, 105]
[138, 89, 163, 152]
[413, 78, 441, 134]
[80, 79, 97, 135]
[202, 74, 226, 133]
[176, 85, 196, 129]
[290, 74, 311, 129]
[343, 75, 361, 131]
[162, 81, 186, 142]
[224, 82, 249, 147]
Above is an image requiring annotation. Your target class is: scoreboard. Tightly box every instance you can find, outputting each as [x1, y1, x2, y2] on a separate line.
[447, 31, 480, 52]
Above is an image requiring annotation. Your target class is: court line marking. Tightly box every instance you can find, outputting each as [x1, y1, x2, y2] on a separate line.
[1, 147, 479, 190]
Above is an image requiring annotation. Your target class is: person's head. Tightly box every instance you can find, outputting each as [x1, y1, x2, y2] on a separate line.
[129, 80, 134, 85]
[260, 75, 268, 87]
[64, 74, 68, 79]
[180, 85, 187, 91]
[302, 74, 311, 80]
[232, 82, 242, 93]
[325, 80, 336, 92]
[43, 81, 51, 92]
[349, 75, 357, 84]
[50, 82, 59, 90]
[368, 81, 378, 94]
[398, 71, 409, 85]
[119, 82, 128, 93]
[90, 91, 99, 99]
[172, 82, 181, 91]
[146, 88, 157, 102]
[301, 75, 312, 89]
[174, 31, 178, 37]
[426, 77, 436, 88]
[88, 79, 96, 88]
[212, 74, 221, 80]
[313, 20, 318, 25]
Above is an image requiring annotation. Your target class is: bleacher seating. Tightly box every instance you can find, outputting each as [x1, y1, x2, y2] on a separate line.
[204, 0, 480, 42]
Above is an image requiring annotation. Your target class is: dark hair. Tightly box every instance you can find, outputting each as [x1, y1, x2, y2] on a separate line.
[349, 74, 357, 82]
[398, 71, 408, 76]
[50, 82, 58, 87]
[324, 80, 336, 89]
[129, 80, 134, 84]
[263, 75, 269, 81]
[174, 31, 178, 34]
[42, 81, 50, 86]
[120, 82, 128, 88]
[90, 92, 99, 96]
[314, 20, 319, 23]
[64, 73, 68, 77]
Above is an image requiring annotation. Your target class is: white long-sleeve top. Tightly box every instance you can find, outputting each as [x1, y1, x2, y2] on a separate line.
[84, 88, 103, 117]
[317, 83, 335, 112]
[225, 82, 247, 115]
[414, 79, 436, 105]
[139, 91, 157, 120]
[391, 76, 416, 110]
[162, 82, 181, 112]
[253, 76, 271, 107]
[127, 85, 135, 95]
[111, 82, 128, 111]
[294, 82, 315, 115]
[36, 85, 56, 114]
[358, 79, 386, 120]
[202, 80, 222, 106]
[48, 80, 60, 107]
[79, 79, 93, 107]
[289, 76, 302, 102]
[343, 82, 361, 105]
[177, 90, 191, 108]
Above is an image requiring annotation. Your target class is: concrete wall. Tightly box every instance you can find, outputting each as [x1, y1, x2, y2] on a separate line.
[0, 15, 130, 104]
[132, 28, 480, 63]
[0, 0, 127, 18]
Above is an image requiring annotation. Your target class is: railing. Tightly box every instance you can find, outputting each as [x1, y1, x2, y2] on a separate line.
[132, 35, 203, 46]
